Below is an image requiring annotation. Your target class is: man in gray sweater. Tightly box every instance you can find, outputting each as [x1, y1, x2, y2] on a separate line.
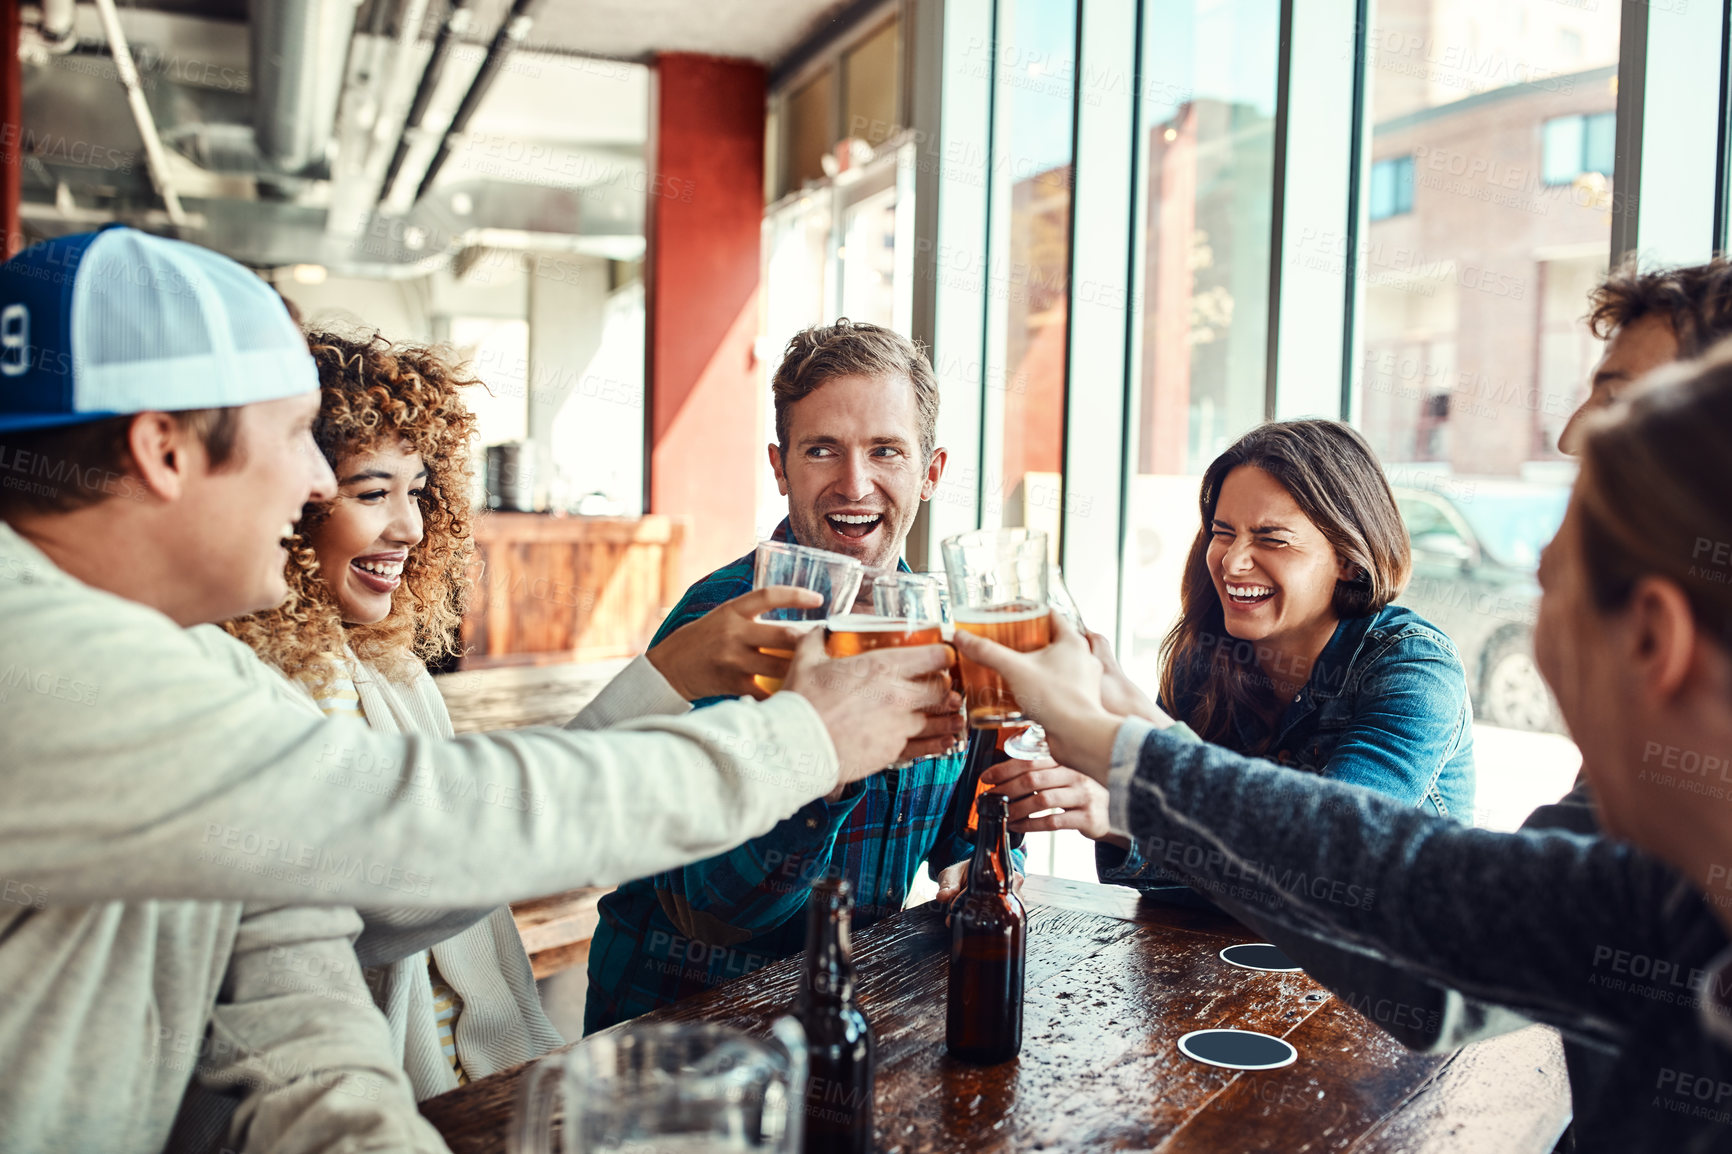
[0, 229, 954, 1152]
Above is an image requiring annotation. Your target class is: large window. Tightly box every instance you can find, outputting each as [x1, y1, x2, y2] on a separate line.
[762, 0, 1732, 849]
[773, 15, 904, 202]
[1353, 0, 1617, 825]
[758, 141, 918, 537]
[1118, 0, 1280, 693]
[1369, 155, 1416, 220]
[1541, 111, 1616, 185]
[978, 0, 1079, 554]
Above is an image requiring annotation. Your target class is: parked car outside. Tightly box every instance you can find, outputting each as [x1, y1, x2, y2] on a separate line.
[1390, 478, 1571, 733]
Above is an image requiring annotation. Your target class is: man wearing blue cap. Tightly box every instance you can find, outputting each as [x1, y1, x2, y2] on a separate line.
[0, 227, 953, 1152]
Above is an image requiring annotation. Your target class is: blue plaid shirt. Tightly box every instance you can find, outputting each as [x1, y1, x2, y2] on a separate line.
[584, 519, 1010, 1033]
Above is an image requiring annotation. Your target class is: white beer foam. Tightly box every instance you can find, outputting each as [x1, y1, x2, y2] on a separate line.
[825, 614, 936, 632]
[952, 604, 1050, 625]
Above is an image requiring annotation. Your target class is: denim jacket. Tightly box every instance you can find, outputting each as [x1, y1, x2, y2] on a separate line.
[1109, 722, 1732, 1154]
[1099, 603, 1475, 896]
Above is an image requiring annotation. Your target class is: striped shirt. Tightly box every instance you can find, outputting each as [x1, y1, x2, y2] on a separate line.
[309, 654, 364, 721]
[426, 958, 468, 1086]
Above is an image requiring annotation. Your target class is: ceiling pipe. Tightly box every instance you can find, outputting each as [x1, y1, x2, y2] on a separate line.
[363, 0, 432, 167]
[321, 0, 425, 238]
[409, 0, 542, 206]
[333, 0, 401, 144]
[378, 0, 474, 202]
[250, 0, 360, 175]
[89, 0, 187, 224]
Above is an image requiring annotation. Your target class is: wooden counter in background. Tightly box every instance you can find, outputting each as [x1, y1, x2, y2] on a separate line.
[458, 512, 687, 669]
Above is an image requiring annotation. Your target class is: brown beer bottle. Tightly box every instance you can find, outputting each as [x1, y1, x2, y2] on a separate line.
[946, 792, 1026, 1064]
[793, 878, 875, 1154]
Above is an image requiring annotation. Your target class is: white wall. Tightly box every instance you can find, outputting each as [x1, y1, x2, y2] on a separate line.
[543, 265, 647, 515]
[276, 275, 430, 341]
[275, 256, 647, 514]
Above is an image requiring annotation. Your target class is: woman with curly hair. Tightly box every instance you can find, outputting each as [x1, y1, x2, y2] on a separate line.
[224, 330, 560, 1096]
[204, 327, 925, 1113]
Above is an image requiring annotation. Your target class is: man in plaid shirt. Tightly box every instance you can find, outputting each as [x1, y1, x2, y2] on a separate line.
[585, 320, 1018, 1033]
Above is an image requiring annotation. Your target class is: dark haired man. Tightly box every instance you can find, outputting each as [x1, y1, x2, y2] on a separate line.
[1558, 257, 1732, 453]
[584, 319, 996, 1032]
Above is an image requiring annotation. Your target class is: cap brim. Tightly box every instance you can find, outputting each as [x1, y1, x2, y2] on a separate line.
[0, 409, 123, 434]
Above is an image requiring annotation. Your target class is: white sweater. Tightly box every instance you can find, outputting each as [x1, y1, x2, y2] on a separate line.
[334, 651, 564, 1099]
[0, 521, 840, 1153]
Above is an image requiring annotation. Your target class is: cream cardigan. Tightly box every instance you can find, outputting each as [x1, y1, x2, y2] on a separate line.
[334, 651, 565, 1100]
[163, 649, 704, 1148]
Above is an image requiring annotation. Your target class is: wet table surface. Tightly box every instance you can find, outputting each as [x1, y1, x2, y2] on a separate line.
[421, 874, 1571, 1153]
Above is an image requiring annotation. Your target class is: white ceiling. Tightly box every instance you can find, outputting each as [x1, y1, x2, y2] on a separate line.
[528, 0, 857, 65]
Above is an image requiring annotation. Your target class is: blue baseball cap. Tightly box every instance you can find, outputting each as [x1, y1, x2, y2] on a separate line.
[0, 225, 318, 433]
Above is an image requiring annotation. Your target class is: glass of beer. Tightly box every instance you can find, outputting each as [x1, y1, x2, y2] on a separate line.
[941, 529, 1052, 728]
[752, 541, 864, 694]
[1004, 566, 1085, 761]
[916, 570, 967, 731]
[826, 571, 949, 769]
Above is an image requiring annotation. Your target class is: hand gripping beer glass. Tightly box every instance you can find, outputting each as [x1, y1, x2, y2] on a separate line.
[752, 541, 865, 695]
[1003, 566, 1085, 762]
[941, 528, 1051, 728]
[826, 571, 951, 769]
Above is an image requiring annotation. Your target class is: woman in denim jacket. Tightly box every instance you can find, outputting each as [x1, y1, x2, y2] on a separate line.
[966, 349, 1732, 1154]
[1096, 420, 1474, 898]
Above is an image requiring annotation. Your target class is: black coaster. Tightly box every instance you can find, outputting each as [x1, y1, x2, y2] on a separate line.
[1177, 1029, 1298, 1071]
[1219, 943, 1302, 973]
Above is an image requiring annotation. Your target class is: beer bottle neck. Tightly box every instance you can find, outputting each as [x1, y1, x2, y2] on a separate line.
[801, 903, 857, 1006]
[968, 806, 1013, 894]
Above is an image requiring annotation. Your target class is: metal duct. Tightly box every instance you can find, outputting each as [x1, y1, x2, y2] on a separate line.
[91, 0, 187, 224]
[378, 0, 472, 201]
[249, 0, 360, 175]
[410, 0, 542, 204]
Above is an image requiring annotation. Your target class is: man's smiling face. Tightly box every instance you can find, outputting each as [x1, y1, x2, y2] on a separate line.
[769, 372, 945, 570]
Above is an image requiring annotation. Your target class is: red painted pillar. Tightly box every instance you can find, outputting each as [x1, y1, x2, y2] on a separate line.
[647, 53, 766, 587]
[2, 0, 21, 258]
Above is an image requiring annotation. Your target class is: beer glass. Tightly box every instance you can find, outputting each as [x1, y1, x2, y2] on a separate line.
[826, 571, 950, 770]
[918, 570, 969, 758]
[913, 570, 960, 692]
[1004, 567, 1085, 762]
[824, 571, 946, 656]
[511, 1020, 807, 1154]
[752, 541, 864, 694]
[941, 529, 1051, 728]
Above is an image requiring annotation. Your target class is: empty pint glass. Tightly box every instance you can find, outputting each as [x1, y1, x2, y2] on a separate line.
[941, 529, 1051, 728]
[511, 1021, 806, 1154]
[753, 541, 864, 695]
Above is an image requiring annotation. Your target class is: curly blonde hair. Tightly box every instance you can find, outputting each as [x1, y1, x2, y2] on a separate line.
[225, 331, 479, 695]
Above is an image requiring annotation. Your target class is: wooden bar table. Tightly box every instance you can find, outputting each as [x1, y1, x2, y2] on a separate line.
[422, 875, 1571, 1153]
